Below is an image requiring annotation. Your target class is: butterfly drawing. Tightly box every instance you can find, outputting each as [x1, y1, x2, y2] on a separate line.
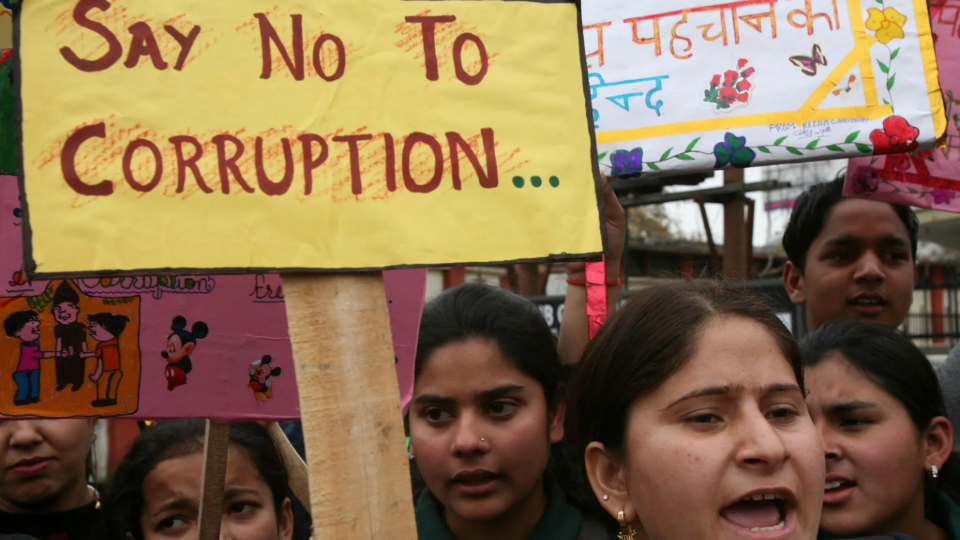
[831, 75, 860, 100]
[789, 44, 828, 76]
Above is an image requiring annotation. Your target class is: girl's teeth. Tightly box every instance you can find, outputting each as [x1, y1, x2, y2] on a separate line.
[824, 481, 843, 490]
[750, 520, 786, 532]
[742, 493, 782, 501]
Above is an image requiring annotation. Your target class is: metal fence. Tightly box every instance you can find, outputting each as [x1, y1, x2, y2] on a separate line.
[528, 277, 805, 339]
[530, 278, 960, 353]
[902, 283, 960, 351]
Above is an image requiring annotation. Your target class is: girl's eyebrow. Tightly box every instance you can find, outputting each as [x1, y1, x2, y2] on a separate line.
[825, 400, 877, 415]
[224, 488, 261, 499]
[153, 497, 195, 517]
[664, 383, 802, 410]
[479, 384, 525, 400]
[414, 384, 525, 405]
[414, 394, 454, 405]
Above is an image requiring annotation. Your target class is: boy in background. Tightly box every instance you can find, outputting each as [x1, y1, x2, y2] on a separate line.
[781, 176, 918, 332]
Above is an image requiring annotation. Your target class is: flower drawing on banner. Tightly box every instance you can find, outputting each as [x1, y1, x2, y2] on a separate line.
[704, 59, 754, 111]
[611, 148, 643, 176]
[890, 154, 912, 171]
[713, 133, 756, 169]
[0, 50, 11, 66]
[865, 7, 907, 44]
[870, 116, 919, 155]
[932, 187, 958, 205]
[851, 166, 881, 196]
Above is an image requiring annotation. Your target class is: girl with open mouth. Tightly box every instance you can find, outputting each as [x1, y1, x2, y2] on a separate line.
[568, 283, 825, 540]
[802, 320, 959, 540]
[408, 283, 607, 540]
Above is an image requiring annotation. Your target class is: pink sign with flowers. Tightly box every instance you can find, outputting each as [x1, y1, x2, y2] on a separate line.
[583, 0, 945, 178]
[844, 0, 960, 211]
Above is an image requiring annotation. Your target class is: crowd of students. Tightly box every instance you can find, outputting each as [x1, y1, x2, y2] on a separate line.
[2, 172, 960, 540]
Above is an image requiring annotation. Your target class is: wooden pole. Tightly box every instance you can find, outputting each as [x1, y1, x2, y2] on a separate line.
[697, 199, 720, 273]
[516, 263, 540, 296]
[267, 422, 311, 508]
[745, 198, 756, 279]
[723, 169, 748, 280]
[197, 420, 231, 540]
[282, 273, 417, 540]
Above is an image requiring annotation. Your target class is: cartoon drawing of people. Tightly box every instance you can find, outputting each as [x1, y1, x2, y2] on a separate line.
[3, 310, 55, 406]
[83, 312, 129, 407]
[248, 355, 281, 402]
[162, 316, 208, 391]
[52, 282, 88, 392]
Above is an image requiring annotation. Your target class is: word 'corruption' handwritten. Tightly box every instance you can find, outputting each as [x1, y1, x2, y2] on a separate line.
[56, 0, 495, 197]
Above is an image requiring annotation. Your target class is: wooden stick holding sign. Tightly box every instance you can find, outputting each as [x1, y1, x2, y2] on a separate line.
[267, 422, 312, 507]
[197, 421, 231, 540]
[283, 273, 417, 539]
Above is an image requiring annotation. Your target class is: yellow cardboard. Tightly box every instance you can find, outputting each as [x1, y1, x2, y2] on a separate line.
[19, 0, 601, 275]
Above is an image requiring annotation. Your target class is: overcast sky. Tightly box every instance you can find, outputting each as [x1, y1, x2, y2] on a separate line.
[660, 167, 770, 247]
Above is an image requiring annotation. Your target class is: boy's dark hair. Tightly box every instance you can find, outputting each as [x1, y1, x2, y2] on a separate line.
[4, 310, 37, 337]
[52, 281, 80, 307]
[104, 421, 293, 540]
[782, 176, 919, 272]
[88, 313, 130, 339]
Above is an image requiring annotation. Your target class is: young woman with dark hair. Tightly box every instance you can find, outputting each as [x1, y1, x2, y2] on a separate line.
[802, 320, 959, 540]
[0, 419, 105, 540]
[409, 283, 607, 540]
[568, 282, 825, 540]
[103, 420, 295, 540]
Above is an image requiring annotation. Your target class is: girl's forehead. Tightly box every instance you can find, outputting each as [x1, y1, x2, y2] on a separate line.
[414, 338, 545, 397]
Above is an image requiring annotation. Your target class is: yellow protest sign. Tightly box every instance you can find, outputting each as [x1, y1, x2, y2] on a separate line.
[18, 0, 601, 276]
[0, 4, 10, 50]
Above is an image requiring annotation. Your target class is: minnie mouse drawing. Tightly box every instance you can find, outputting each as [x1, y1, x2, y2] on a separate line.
[249, 355, 281, 402]
[162, 316, 208, 391]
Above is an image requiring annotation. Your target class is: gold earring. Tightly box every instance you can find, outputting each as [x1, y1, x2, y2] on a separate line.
[618, 510, 635, 540]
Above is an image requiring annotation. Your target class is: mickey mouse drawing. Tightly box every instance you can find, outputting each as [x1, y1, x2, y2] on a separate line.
[162, 316, 208, 391]
[248, 355, 281, 402]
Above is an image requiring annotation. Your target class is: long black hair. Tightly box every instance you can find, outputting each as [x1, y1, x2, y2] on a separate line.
[801, 320, 960, 505]
[104, 421, 293, 540]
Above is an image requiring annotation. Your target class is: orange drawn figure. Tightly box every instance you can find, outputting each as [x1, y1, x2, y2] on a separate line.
[84, 312, 129, 407]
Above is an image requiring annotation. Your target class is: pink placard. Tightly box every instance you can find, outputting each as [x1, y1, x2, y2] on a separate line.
[0, 176, 425, 420]
[845, 1, 960, 210]
[384, 269, 427, 415]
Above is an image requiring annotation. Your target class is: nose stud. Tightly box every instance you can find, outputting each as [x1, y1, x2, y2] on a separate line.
[480, 438, 486, 443]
